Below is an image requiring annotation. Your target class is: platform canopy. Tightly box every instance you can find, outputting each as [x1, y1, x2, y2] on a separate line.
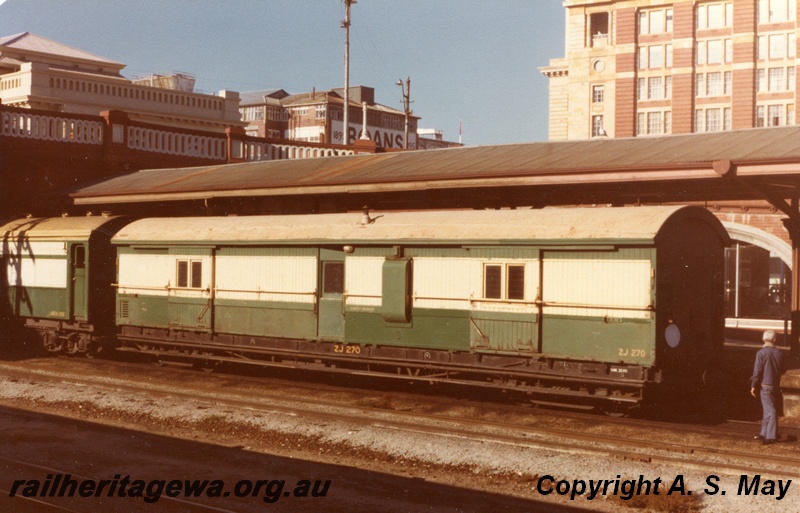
[70, 126, 800, 214]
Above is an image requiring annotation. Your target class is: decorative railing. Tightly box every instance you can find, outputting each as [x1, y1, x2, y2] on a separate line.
[1, 110, 103, 145]
[0, 105, 380, 174]
[127, 126, 227, 160]
[240, 140, 355, 161]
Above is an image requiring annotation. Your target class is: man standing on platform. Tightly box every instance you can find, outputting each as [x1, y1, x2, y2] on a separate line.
[751, 329, 784, 445]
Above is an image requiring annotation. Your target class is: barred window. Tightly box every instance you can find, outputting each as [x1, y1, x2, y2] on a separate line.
[177, 260, 203, 289]
[483, 264, 525, 301]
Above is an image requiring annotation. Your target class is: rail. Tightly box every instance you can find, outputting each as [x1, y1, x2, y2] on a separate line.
[214, 287, 315, 296]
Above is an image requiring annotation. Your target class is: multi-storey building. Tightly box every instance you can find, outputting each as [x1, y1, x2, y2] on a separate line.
[0, 32, 242, 132]
[540, 0, 800, 337]
[541, 0, 798, 141]
[240, 85, 424, 149]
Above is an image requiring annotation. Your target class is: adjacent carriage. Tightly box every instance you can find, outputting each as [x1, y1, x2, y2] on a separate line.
[1, 206, 730, 408]
[0, 215, 126, 355]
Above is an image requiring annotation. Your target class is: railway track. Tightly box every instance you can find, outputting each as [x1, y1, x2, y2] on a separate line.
[0, 357, 799, 482]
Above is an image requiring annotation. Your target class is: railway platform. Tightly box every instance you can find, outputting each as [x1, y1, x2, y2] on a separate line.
[723, 339, 800, 418]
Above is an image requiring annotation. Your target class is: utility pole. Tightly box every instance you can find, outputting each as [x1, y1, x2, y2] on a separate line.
[396, 76, 411, 149]
[341, 0, 355, 146]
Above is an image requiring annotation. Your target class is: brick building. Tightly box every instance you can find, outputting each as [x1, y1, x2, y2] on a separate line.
[240, 85, 422, 149]
[541, 0, 797, 141]
[240, 85, 462, 150]
[540, 0, 800, 336]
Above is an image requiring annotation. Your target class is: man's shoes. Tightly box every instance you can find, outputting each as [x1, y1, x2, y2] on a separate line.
[754, 435, 764, 440]
[761, 439, 777, 445]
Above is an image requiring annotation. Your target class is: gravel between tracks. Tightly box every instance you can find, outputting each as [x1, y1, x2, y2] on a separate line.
[0, 365, 798, 512]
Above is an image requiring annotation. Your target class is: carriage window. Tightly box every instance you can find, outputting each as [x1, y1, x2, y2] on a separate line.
[323, 262, 344, 294]
[177, 260, 202, 289]
[177, 261, 188, 288]
[483, 263, 525, 300]
[73, 245, 86, 269]
[191, 261, 202, 288]
[484, 265, 503, 299]
[507, 265, 525, 300]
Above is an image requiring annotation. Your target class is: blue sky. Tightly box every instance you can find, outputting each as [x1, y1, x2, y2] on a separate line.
[0, 1, 565, 145]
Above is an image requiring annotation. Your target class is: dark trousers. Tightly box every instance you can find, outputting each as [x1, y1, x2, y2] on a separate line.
[760, 385, 778, 440]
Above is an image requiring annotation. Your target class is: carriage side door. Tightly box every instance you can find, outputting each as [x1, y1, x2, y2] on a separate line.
[69, 243, 88, 321]
[318, 248, 345, 341]
[168, 248, 213, 332]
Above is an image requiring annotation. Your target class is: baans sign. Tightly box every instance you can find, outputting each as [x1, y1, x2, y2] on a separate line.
[331, 121, 416, 149]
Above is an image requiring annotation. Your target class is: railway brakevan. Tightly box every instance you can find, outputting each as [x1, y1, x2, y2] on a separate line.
[0, 206, 730, 410]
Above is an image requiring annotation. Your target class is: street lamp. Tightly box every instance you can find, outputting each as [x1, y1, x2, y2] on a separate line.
[396, 76, 411, 149]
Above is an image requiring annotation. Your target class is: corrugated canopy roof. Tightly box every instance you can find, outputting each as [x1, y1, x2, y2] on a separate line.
[71, 126, 800, 206]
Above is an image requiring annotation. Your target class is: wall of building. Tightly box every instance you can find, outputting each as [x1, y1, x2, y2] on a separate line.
[0, 62, 242, 133]
[544, 0, 800, 141]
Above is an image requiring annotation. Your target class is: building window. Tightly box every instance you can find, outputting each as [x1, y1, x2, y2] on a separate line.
[649, 45, 664, 68]
[768, 104, 783, 126]
[592, 85, 605, 103]
[696, 74, 705, 97]
[647, 112, 663, 135]
[770, 34, 786, 59]
[769, 67, 785, 91]
[706, 72, 722, 95]
[483, 264, 525, 300]
[590, 12, 610, 46]
[759, 33, 795, 60]
[648, 76, 663, 99]
[755, 103, 795, 126]
[724, 71, 732, 94]
[640, 45, 670, 69]
[315, 105, 326, 119]
[640, 8, 673, 34]
[639, 75, 670, 100]
[177, 260, 202, 289]
[592, 115, 605, 137]
[706, 108, 722, 131]
[757, 69, 767, 92]
[638, 110, 672, 136]
[695, 107, 731, 132]
[698, 2, 733, 29]
[758, 0, 796, 23]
